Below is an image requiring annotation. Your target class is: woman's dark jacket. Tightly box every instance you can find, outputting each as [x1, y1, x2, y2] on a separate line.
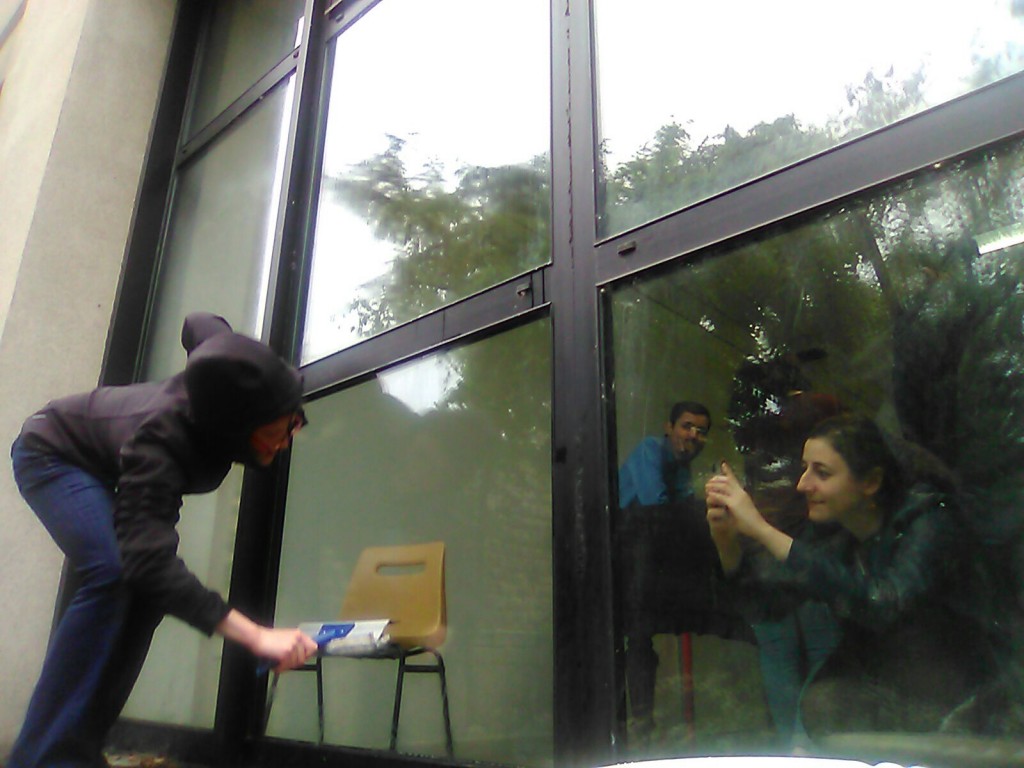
[16, 313, 303, 635]
[725, 485, 997, 718]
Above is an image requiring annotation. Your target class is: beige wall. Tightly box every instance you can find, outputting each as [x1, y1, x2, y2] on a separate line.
[0, 0, 175, 754]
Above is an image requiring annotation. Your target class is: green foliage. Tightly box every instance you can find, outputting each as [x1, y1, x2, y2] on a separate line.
[318, 66, 1024, 470]
[322, 135, 550, 339]
[599, 68, 927, 237]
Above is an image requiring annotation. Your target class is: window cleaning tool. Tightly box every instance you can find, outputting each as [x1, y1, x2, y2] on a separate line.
[260, 620, 391, 738]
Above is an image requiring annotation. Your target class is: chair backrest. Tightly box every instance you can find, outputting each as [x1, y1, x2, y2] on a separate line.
[340, 541, 446, 649]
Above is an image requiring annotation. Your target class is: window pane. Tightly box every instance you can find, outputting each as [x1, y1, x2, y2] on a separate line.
[122, 81, 295, 728]
[608, 139, 1024, 761]
[301, 0, 551, 363]
[187, 0, 305, 136]
[120, 468, 245, 728]
[144, 78, 295, 381]
[269, 321, 554, 766]
[595, 0, 1024, 237]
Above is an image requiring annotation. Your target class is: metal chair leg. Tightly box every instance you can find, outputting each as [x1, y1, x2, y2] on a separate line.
[433, 650, 454, 758]
[390, 653, 407, 750]
[261, 660, 323, 743]
[263, 672, 280, 736]
[316, 656, 325, 745]
[392, 649, 454, 757]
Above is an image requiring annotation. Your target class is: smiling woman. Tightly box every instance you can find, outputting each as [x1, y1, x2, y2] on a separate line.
[795, 422, 897, 537]
[796, 441, 881, 537]
[607, 134, 1024, 758]
[706, 414, 1001, 737]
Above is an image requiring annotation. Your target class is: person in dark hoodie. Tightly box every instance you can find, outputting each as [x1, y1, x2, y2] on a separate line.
[7, 312, 318, 768]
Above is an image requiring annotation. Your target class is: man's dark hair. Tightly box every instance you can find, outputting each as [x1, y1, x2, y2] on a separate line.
[669, 400, 711, 432]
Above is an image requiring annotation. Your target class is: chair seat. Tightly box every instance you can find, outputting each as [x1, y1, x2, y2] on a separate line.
[320, 642, 424, 660]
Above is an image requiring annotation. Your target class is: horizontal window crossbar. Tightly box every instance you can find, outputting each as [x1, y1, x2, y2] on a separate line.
[300, 268, 549, 398]
[179, 53, 299, 164]
[596, 72, 1024, 284]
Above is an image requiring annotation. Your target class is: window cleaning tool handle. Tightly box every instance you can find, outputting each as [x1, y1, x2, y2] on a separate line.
[256, 629, 334, 676]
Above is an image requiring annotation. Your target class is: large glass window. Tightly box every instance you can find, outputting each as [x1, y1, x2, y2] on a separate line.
[607, 138, 1024, 763]
[594, 0, 1024, 237]
[269, 320, 554, 766]
[124, 82, 296, 728]
[186, 0, 305, 137]
[301, 0, 551, 362]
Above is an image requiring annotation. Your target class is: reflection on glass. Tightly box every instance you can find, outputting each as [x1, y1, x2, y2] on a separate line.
[609, 139, 1024, 761]
[270, 321, 554, 766]
[594, 0, 1024, 236]
[187, 0, 304, 136]
[123, 82, 295, 728]
[302, 0, 551, 363]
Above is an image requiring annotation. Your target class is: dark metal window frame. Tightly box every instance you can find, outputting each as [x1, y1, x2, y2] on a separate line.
[100, 0, 1024, 766]
[594, 72, 1024, 287]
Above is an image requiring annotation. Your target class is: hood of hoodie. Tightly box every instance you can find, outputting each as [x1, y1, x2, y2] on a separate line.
[181, 315, 304, 457]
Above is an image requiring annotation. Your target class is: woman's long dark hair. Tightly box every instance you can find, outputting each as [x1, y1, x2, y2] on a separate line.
[806, 415, 907, 513]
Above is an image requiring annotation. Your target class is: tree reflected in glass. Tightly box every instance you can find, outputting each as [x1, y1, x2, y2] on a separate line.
[594, 0, 1024, 236]
[609, 138, 1024, 759]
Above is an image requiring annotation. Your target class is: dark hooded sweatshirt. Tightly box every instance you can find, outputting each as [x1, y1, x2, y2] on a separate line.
[16, 313, 303, 635]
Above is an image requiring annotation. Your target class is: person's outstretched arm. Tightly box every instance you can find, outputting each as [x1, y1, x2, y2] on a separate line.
[216, 609, 318, 673]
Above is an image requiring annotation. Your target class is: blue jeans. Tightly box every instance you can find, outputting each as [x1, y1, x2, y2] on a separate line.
[753, 601, 841, 747]
[8, 438, 162, 768]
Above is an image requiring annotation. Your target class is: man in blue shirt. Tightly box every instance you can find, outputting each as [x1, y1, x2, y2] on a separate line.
[617, 401, 711, 739]
[619, 401, 711, 508]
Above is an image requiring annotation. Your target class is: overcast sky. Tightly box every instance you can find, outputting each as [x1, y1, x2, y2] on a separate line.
[595, 0, 1024, 164]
